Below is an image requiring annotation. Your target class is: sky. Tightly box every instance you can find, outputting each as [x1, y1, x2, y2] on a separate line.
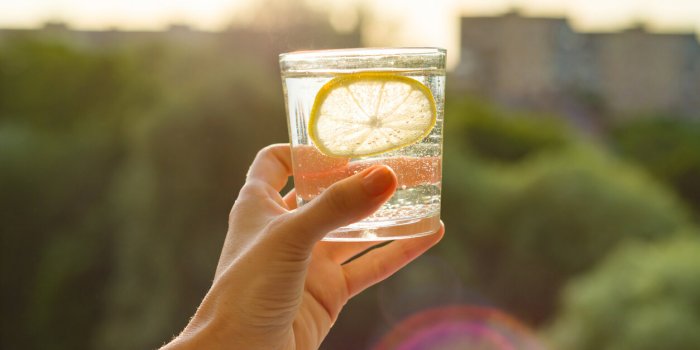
[1, 0, 699, 68]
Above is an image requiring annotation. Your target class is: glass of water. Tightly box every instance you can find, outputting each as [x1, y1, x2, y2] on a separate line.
[279, 48, 445, 241]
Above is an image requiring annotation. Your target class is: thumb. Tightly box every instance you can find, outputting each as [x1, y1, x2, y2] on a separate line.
[275, 165, 397, 250]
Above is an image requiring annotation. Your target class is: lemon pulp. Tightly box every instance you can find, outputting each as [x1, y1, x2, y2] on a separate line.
[308, 72, 437, 158]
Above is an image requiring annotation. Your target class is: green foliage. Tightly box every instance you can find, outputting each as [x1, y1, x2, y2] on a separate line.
[481, 148, 688, 323]
[0, 38, 144, 130]
[611, 117, 700, 216]
[446, 95, 570, 162]
[0, 36, 136, 348]
[0, 36, 289, 349]
[548, 234, 700, 350]
[95, 51, 288, 349]
[0, 124, 121, 349]
[2, 25, 699, 350]
[442, 124, 690, 324]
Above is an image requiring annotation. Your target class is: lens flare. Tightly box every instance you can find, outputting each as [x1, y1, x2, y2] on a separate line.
[372, 305, 546, 350]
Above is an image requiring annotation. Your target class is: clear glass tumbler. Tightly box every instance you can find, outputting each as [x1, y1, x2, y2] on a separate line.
[279, 47, 446, 241]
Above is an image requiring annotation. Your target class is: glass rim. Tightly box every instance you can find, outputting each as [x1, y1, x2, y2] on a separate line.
[279, 47, 446, 61]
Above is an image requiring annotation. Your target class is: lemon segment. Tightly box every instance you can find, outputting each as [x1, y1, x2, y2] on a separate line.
[309, 72, 437, 158]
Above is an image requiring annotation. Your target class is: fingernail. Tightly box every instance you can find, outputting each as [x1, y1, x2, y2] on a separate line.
[362, 166, 394, 196]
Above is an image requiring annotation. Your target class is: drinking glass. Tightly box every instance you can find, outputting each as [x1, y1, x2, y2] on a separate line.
[279, 47, 446, 241]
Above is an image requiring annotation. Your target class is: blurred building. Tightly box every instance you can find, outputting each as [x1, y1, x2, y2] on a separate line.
[592, 27, 700, 118]
[455, 11, 700, 122]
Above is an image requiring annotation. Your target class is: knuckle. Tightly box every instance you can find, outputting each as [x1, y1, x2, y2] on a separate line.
[372, 259, 391, 280]
[257, 145, 276, 158]
[247, 147, 275, 174]
[265, 214, 289, 236]
[255, 144, 286, 162]
[228, 203, 240, 223]
[240, 179, 268, 198]
[261, 214, 312, 259]
[322, 185, 353, 214]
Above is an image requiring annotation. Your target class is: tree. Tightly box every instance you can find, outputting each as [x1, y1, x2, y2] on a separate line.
[548, 233, 700, 350]
[611, 117, 700, 217]
[442, 109, 691, 324]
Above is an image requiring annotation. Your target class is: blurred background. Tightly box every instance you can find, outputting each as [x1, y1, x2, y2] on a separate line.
[1, 0, 699, 349]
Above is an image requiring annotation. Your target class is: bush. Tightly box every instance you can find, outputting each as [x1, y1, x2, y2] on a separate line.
[446, 96, 570, 163]
[441, 144, 691, 325]
[611, 117, 700, 216]
[548, 233, 700, 350]
[0, 39, 131, 349]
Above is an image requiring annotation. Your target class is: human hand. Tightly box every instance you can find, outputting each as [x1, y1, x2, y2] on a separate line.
[162, 144, 444, 350]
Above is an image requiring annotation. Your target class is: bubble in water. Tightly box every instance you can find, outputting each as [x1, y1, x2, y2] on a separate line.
[372, 305, 546, 350]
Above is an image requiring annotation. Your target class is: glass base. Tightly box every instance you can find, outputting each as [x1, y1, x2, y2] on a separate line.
[322, 213, 441, 242]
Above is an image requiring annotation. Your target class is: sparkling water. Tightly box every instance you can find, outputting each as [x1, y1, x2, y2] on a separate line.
[282, 70, 445, 241]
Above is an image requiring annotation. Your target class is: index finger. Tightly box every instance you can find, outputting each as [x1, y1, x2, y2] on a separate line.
[342, 223, 444, 298]
[246, 144, 293, 192]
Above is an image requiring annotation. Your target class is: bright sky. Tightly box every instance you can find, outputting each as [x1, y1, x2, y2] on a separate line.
[1, 0, 699, 68]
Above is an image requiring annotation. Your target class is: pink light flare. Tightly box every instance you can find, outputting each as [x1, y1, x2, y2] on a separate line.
[372, 305, 547, 350]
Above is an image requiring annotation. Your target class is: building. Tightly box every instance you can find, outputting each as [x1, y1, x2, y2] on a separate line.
[591, 27, 700, 118]
[455, 11, 700, 121]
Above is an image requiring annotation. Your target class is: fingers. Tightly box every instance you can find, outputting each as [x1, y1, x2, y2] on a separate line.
[283, 189, 298, 210]
[317, 241, 381, 264]
[245, 144, 293, 192]
[272, 165, 398, 252]
[342, 224, 444, 298]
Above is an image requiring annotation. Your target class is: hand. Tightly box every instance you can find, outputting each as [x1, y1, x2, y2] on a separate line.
[162, 144, 444, 350]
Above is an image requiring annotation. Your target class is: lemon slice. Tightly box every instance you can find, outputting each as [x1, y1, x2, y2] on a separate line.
[309, 72, 437, 158]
